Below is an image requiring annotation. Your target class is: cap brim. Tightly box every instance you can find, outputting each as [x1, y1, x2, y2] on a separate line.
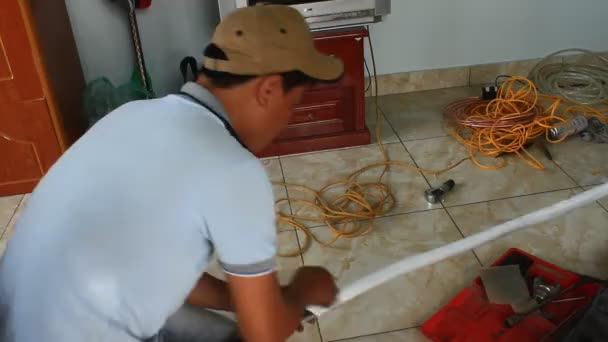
[299, 52, 345, 82]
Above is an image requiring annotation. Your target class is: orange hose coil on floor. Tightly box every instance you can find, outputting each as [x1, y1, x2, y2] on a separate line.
[445, 76, 608, 170]
[270, 75, 606, 257]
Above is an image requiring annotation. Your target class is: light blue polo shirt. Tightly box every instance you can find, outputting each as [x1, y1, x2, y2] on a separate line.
[0, 83, 277, 342]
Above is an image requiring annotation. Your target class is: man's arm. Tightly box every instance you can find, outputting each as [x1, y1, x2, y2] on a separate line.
[186, 273, 232, 311]
[201, 159, 337, 340]
[227, 267, 337, 342]
[185, 273, 300, 313]
[184, 268, 337, 341]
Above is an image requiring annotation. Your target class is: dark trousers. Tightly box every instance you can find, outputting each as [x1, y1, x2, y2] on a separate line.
[147, 305, 240, 342]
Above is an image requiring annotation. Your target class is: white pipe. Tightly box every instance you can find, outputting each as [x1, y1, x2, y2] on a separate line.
[307, 182, 608, 318]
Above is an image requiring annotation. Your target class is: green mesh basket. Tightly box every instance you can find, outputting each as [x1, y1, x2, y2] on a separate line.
[83, 69, 154, 127]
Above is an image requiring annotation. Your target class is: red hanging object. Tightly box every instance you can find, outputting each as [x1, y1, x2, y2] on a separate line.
[135, 0, 152, 9]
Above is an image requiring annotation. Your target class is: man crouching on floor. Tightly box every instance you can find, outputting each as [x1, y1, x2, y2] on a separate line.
[0, 5, 343, 342]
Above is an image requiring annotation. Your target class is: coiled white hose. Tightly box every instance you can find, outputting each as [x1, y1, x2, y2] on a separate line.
[308, 182, 608, 319]
[529, 49, 608, 105]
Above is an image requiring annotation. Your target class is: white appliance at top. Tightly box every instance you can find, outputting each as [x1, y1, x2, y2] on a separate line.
[218, 0, 391, 31]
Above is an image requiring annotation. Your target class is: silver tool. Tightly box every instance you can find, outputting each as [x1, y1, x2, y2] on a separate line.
[533, 277, 561, 303]
[548, 115, 588, 141]
[551, 296, 586, 304]
[425, 180, 455, 204]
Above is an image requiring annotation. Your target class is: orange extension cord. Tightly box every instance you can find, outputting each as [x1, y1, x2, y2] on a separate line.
[275, 76, 608, 257]
[446, 76, 608, 170]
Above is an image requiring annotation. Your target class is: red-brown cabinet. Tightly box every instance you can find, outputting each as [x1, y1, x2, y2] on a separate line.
[258, 27, 370, 157]
[0, 0, 85, 196]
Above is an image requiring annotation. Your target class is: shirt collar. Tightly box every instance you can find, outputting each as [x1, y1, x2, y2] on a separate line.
[180, 82, 230, 123]
[179, 82, 251, 152]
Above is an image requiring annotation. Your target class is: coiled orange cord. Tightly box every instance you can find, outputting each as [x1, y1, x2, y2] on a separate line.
[446, 76, 607, 170]
[275, 75, 607, 257]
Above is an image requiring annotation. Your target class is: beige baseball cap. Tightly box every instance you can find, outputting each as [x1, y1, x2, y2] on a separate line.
[203, 5, 344, 81]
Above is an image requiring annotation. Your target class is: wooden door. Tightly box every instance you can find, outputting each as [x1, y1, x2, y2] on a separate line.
[0, 0, 60, 195]
[1, 100, 61, 195]
[0, 0, 43, 103]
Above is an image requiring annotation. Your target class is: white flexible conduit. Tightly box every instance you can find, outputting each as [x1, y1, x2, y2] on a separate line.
[308, 182, 608, 318]
[529, 49, 608, 105]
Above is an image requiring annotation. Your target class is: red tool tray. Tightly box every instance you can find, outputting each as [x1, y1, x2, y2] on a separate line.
[421, 248, 603, 342]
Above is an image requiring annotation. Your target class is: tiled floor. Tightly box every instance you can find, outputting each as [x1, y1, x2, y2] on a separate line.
[1, 86, 607, 341]
[0, 195, 25, 256]
[262, 86, 608, 341]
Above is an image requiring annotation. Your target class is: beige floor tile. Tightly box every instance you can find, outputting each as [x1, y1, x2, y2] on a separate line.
[405, 136, 577, 206]
[365, 98, 400, 144]
[2, 195, 29, 240]
[598, 195, 608, 210]
[340, 327, 430, 342]
[0, 232, 9, 257]
[262, 158, 293, 232]
[447, 189, 608, 278]
[262, 157, 287, 199]
[1, 195, 29, 257]
[287, 324, 322, 342]
[585, 185, 608, 210]
[0, 239, 6, 257]
[0, 195, 23, 236]
[381, 87, 479, 141]
[280, 143, 441, 229]
[551, 138, 608, 186]
[299, 210, 480, 341]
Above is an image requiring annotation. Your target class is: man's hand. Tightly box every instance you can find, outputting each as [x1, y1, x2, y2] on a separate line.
[285, 266, 338, 308]
[227, 266, 338, 342]
[283, 267, 338, 333]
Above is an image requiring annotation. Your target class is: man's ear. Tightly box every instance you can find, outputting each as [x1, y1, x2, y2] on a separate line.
[255, 75, 284, 108]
